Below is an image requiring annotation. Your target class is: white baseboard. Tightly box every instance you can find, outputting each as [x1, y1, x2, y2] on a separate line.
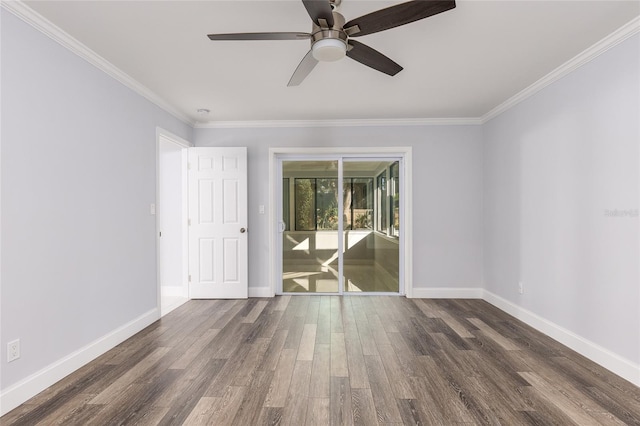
[482, 290, 640, 387]
[249, 286, 274, 298]
[0, 308, 159, 416]
[411, 287, 483, 299]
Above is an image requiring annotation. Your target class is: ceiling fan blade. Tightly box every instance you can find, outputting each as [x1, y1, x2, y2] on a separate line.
[302, 0, 334, 27]
[288, 50, 319, 86]
[346, 40, 403, 76]
[344, 0, 456, 37]
[208, 32, 311, 41]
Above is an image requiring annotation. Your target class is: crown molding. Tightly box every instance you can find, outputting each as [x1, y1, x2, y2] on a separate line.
[482, 15, 640, 124]
[194, 117, 483, 129]
[1, 0, 195, 127]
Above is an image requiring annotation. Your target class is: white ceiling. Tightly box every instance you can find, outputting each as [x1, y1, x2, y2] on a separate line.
[23, 1, 640, 124]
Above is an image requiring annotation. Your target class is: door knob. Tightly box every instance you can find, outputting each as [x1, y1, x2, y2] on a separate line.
[240, 228, 246, 233]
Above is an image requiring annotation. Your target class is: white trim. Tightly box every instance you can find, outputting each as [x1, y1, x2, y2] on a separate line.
[160, 296, 188, 317]
[156, 127, 192, 149]
[195, 117, 482, 129]
[410, 287, 483, 299]
[482, 16, 640, 123]
[1, 1, 194, 126]
[482, 290, 640, 387]
[402, 151, 413, 298]
[0, 308, 159, 416]
[156, 129, 192, 317]
[270, 147, 412, 298]
[249, 286, 274, 298]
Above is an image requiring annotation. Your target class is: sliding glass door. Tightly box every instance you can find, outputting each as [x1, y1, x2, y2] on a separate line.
[342, 160, 399, 293]
[279, 157, 401, 295]
[282, 160, 340, 293]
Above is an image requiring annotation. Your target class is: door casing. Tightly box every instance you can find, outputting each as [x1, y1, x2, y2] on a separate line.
[156, 128, 191, 316]
[269, 147, 413, 297]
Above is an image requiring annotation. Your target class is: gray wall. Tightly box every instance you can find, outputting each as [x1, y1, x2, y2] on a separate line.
[194, 125, 485, 291]
[483, 34, 640, 363]
[0, 10, 192, 389]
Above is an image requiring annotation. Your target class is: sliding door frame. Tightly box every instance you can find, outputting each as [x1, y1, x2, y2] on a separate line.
[269, 147, 413, 297]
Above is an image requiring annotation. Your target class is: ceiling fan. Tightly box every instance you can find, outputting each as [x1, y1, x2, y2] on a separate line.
[207, 0, 456, 86]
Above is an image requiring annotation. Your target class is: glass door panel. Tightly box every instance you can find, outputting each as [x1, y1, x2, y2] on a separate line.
[282, 160, 339, 293]
[343, 160, 399, 293]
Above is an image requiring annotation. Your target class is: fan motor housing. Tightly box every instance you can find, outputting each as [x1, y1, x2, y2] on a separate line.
[310, 11, 348, 47]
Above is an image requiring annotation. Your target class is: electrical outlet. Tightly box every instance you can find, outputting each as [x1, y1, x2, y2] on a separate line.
[518, 282, 524, 295]
[7, 339, 20, 362]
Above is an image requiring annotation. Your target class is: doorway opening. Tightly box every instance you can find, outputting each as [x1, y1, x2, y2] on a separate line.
[271, 148, 412, 296]
[156, 129, 191, 316]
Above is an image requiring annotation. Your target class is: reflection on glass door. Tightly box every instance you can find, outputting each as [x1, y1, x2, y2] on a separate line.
[343, 161, 399, 293]
[282, 161, 339, 293]
[280, 158, 400, 294]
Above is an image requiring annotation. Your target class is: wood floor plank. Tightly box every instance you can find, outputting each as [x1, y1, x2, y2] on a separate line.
[514, 351, 626, 423]
[5, 297, 640, 426]
[386, 332, 425, 378]
[203, 342, 254, 397]
[273, 295, 291, 311]
[182, 386, 247, 426]
[435, 309, 476, 339]
[283, 319, 305, 351]
[315, 296, 331, 345]
[89, 347, 171, 404]
[297, 324, 317, 361]
[153, 353, 225, 408]
[377, 343, 415, 399]
[242, 299, 269, 323]
[412, 356, 475, 423]
[155, 359, 227, 426]
[519, 371, 603, 426]
[282, 361, 312, 425]
[330, 376, 354, 426]
[169, 328, 220, 370]
[343, 319, 369, 389]
[263, 348, 297, 407]
[305, 298, 320, 324]
[256, 309, 285, 340]
[33, 393, 97, 426]
[367, 313, 392, 347]
[232, 338, 271, 387]
[397, 398, 432, 426]
[351, 388, 378, 426]
[330, 332, 349, 377]
[256, 406, 283, 425]
[364, 354, 403, 423]
[372, 296, 400, 333]
[309, 343, 331, 398]
[305, 397, 330, 426]
[353, 307, 379, 356]
[230, 370, 274, 425]
[258, 329, 289, 372]
[330, 296, 344, 333]
[467, 317, 520, 351]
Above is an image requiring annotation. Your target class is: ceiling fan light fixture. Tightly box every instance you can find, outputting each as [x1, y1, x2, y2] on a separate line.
[312, 38, 347, 62]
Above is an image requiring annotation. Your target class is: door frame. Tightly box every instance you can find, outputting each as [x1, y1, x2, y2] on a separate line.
[156, 127, 192, 316]
[269, 147, 413, 297]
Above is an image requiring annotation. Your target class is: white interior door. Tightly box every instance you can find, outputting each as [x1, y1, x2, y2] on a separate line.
[188, 147, 248, 299]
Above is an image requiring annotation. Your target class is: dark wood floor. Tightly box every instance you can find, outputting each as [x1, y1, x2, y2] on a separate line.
[3, 296, 640, 425]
